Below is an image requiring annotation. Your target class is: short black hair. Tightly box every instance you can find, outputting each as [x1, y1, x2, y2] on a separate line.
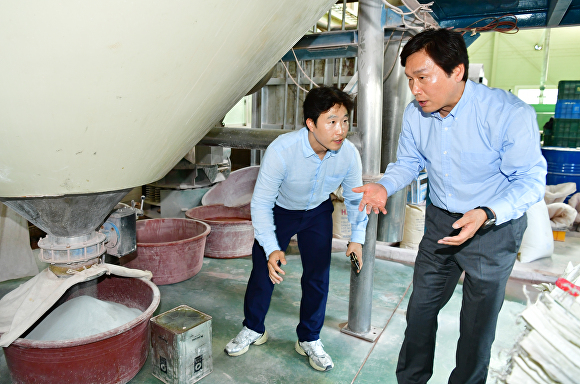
[400, 28, 469, 82]
[303, 86, 354, 125]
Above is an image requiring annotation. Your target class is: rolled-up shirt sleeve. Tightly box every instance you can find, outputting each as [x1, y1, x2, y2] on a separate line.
[251, 148, 286, 259]
[341, 147, 368, 244]
[486, 105, 547, 224]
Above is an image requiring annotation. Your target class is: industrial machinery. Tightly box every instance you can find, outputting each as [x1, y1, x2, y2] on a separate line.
[0, 1, 337, 382]
[0, 0, 337, 274]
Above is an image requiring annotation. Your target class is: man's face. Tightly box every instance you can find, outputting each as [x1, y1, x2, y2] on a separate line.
[306, 104, 349, 156]
[405, 49, 464, 117]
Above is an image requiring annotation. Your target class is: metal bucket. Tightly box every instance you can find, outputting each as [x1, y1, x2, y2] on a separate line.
[3, 275, 160, 384]
[185, 204, 253, 259]
[121, 218, 210, 285]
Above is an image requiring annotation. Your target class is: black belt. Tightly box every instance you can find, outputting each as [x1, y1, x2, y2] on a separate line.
[435, 205, 463, 218]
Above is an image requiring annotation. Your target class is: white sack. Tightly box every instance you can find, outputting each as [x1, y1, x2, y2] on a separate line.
[518, 200, 553, 263]
[567, 192, 580, 224]
[547, 203, 577, 229]
[497, 263, 580, 384]
[332, 199, 351, 239]
[0, 263, 152, 347]
[544, 182, 576, 204]
[401, 204, 425, 250]
[331, 186, 351, 239]
[0, 203, 38, 282]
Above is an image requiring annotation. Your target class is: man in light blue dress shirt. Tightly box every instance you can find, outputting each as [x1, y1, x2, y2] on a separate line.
[355, 29, 546, 383]
[225, 86, 368, 372]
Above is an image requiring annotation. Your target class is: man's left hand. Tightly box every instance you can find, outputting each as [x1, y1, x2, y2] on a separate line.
[437, 208, 488, 246]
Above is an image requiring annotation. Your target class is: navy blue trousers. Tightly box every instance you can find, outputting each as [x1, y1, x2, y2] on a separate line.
[243, 198, 334, 342]
[396, 204, 527, 384]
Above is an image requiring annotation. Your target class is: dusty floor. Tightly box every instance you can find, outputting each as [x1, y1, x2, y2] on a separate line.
[0, 235, 577, 384]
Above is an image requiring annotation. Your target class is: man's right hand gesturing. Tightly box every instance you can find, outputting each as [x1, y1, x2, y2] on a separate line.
[352, 183, 389, 215]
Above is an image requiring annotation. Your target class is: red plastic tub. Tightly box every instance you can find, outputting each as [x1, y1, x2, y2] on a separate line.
[3, 274, 160, 384]
[185, 204, 253, 258]
[121, 218, 210, 285]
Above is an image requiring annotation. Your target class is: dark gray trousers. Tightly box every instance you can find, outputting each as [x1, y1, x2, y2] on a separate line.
[396, 204, 527, 384]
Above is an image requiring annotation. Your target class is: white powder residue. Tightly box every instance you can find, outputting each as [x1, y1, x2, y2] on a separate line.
[25, 295, 142, 341]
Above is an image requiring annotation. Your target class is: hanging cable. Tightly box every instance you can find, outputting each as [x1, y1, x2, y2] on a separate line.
[280, 60, 309, 93]
[383, 31, 406, 83]
[400, 0, 436, 29]
[383, 29, 395, 55]
[382, 0, 437, 31]
[451, 14, 519, 36]
[292, 49, 319, 88]
[280, 48, 320, 94]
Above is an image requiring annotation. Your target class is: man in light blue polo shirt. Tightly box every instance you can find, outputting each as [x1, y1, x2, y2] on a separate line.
[224, 86, 368, 372]
[355, 29, 546, 383]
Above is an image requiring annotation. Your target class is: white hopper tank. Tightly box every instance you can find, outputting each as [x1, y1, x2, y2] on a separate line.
[0, 0, 336, 198]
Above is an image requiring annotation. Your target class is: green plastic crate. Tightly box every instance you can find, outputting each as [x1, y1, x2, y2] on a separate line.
[558, 80, 580, 100]
[544, 119, 580, 148]
[553, 119, 580, 137]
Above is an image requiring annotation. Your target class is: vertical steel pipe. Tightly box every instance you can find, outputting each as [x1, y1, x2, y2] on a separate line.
[294, 62, 301, 129]
[283, 63, 289, 129]
[341, 0, 347, 29]
[309, 60, 315, 89]
[323, 59, 333, 86]
[338, 0, 347, 89]
[250, 89, 262, 166]
[349, 57, 358, 128]
[346, 0, 384, 336]
[377, 31, 412, 243]
[539, 29, 551, 103]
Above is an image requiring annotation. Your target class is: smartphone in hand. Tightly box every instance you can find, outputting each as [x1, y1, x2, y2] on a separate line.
[349, 252, 360, 273]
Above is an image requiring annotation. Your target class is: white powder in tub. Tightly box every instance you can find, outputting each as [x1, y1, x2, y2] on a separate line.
[25, 295, 143, 341]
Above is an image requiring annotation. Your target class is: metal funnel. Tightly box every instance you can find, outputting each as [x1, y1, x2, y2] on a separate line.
[1, 189, 131, 237]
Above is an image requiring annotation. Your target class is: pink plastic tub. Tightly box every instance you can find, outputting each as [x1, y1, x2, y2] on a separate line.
[3, 275, 160, 384]
[185, 204, 253, 258]
[121, 218, 210, 285]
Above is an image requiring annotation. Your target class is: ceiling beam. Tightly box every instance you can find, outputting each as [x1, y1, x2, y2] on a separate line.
[546, 0, 572, 26]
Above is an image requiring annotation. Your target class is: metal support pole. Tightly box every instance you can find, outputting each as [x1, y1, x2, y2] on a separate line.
[349, 57, 357, 128]
[323, 59, 333, 86]
[294, 62, 301, 129]
[490, 33, 500, 88]
[377, 30, 412, 243]
[250, 89, 262, 166]
[283, 63, 289, 129]
[539, 29, 551, 104]
[337, 1, 346, 88]
[342, 0, 383, 342]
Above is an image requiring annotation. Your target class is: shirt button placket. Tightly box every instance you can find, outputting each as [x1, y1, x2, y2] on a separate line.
[442, 122, 452, 205]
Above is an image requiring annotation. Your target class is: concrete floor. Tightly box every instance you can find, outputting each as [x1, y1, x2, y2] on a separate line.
[1, 235, 578, 384]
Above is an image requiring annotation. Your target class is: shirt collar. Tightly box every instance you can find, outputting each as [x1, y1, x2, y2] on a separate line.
[432, 80, 475, 120]
[300, 127, 338, 159]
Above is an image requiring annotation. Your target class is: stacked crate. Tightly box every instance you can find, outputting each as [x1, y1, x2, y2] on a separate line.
[544, 80, 580, 147]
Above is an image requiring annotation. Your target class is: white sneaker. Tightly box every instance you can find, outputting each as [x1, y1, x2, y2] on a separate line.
[224, 326, 268, 356]
[295, 339, 334, 371]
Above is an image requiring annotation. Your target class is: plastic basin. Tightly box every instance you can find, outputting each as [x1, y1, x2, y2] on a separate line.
[121, 218, 210, 285]
[185, 204, 253, 258]
[3, 275, 160, 384]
